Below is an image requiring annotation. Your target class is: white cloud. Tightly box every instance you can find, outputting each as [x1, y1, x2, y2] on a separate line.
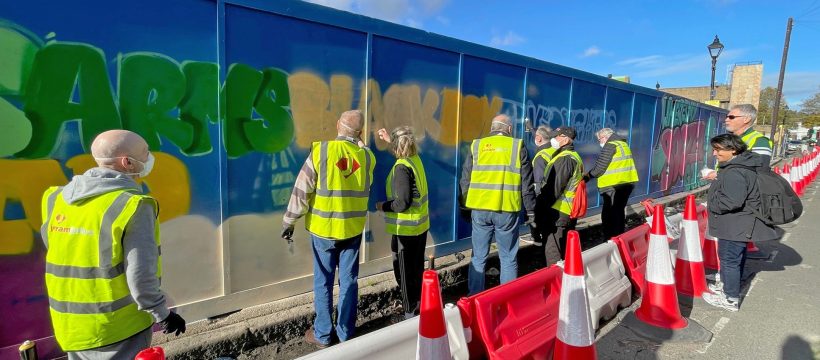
[490, 30, 525, 47]
[581, 46, 601, 58]
[435, 15, 450, 26]
[305, 0, 355, 11]
[762, 72, 820, 108]
[303, 0, 447, 27]
[617, 49, 746, 78]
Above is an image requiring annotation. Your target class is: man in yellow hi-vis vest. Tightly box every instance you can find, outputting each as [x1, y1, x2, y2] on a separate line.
[460, 114, 537, 295]
[702, 104, 772, 181]
[540, 126, 583, 265]
[41, 130, 185, 359]
[282, 110, 376, 348]
[584, 128, 639, 238]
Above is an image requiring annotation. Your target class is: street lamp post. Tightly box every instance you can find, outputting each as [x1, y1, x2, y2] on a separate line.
[707, 35, 724, 101]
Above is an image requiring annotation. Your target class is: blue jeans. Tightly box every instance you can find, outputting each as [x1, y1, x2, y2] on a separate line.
[468, 210, 520, 295]
[718, 238, 747, 299]
[311, 233, 361, 344]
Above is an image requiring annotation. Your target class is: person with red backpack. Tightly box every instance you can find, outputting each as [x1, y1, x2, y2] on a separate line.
[539, 126, 585, 265]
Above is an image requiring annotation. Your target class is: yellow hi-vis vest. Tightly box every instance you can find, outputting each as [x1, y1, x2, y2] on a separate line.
[465, 136, 523, 212]
[41, 187, 160, 351]
[306, 140, 375, 240]
[547, 150, 584, 215]
[532, 147, 557, 170]
[385, 155, 430, 236]
[741, 130, 773, 150]
[597, 140, 639, 188]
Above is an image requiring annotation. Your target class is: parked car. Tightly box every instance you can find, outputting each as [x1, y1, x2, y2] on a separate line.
[787, 140, 803, 152]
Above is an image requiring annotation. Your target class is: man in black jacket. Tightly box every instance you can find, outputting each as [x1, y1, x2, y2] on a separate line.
[584, 128, 639, 239]
[531, 125, 555, 250]
[541, 126, 583, 265]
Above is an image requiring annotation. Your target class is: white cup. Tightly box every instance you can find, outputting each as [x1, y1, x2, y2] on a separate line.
[701, 168, 713, 177]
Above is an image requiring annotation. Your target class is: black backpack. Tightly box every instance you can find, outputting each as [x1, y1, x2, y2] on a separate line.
[734, 164, 803, 225]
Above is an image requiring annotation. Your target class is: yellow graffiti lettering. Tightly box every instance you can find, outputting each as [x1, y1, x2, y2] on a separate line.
[0, 159, 68, 255]
[65, 153, 191, 223]
[460, 94, 503, 142]
[288, 72, 354, 148]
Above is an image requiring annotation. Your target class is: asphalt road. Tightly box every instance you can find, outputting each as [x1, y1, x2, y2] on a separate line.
[596, 182, 820, 360]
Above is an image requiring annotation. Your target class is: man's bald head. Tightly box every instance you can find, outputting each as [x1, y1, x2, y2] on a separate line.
[91, 130, 149, 172]
[490, 114, 513, 134]
[337, 110, 364, 138]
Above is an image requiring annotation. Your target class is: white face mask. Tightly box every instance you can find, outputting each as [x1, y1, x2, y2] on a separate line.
[550, 138, 561, 149]
[95, 152, 155, 178]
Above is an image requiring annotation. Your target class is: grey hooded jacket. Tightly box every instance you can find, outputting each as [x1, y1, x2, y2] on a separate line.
[44, 167, 170, 322]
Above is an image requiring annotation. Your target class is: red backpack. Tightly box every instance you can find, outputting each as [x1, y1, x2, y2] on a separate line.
[570, 180, 587, 219]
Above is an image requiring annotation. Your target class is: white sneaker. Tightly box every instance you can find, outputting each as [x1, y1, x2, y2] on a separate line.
[702, 292, 739, 312]
[705, 273, 719, 282]
[708, 281, 724, 294]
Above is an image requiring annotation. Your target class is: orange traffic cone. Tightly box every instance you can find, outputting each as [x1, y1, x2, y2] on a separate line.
[135, 347, 165, 360]
[417, 270, 450, 359]
[554, 230, 597, 360]
[675, 195, 708, 297]
[636, 204, 687, 329]
[791, 158, 802, 195]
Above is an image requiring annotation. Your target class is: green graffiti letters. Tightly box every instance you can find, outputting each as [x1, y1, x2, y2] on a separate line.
[20, 43, 121, 158]
[222, 64, 294, 158]
[2, 27, 295, 159]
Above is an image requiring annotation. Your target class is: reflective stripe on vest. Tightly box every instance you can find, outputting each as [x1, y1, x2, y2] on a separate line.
[546, 150, 584, 215]
[306, 140, 375, 239]
[465, 136, 523, 212]
[741, 130, 773, 151]
[385, 155, 430, 236]
[42, 186, 160, 351]
[598, 140, 639, 188]
[532, 147, 557, 168]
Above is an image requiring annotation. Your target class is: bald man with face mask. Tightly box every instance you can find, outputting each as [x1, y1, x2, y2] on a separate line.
[41, 130, 185, 359]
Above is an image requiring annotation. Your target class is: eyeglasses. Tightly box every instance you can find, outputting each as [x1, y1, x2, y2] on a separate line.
[725, 115, 747, 120]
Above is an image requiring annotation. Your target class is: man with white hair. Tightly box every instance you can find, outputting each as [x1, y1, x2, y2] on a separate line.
[460, 114, 537, 294]
[282, 110, 376, 348]
[584, 127, 639, 238]
[530, 125, 556, 250]
[703, 104, 772, 180]
[41, 130, 185, 359]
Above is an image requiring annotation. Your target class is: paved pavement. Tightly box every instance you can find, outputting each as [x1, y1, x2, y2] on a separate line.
[596, 182, 820, 360]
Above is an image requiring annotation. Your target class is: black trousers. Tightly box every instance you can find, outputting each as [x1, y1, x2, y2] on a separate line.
[391, 231, 428, 315]
[543, 210, 577, 266]
[600, 183, 635, 239]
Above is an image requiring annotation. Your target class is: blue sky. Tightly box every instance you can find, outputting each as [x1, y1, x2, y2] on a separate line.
[304, 0, 820, 108]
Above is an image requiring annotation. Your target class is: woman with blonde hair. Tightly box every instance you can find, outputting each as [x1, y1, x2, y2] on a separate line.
[376, 126, 429, 319]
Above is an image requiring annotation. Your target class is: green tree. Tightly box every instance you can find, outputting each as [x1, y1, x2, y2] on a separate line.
[757, 86, 788, 126]
[799, 86, 820, 115]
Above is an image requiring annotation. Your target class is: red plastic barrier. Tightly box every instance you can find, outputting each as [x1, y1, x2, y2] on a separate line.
[471, 266, 563, 359]
[697, 206, 720, 270]
[611, 224, 651, 295]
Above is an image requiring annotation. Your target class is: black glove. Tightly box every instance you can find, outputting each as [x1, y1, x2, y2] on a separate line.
[281, 224, 294, 240]
[525, 213, 537, 229]
[160, 312, 186, 336]
[582, 173, 591, 182]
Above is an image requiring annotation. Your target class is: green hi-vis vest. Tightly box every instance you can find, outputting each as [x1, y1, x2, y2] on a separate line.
[465, 136, 523, 212]
[41, 187, 160, 351]
[306, 140, 376, 240]
[385, 155, 430, 236]
[547, 150, 584, 215]
[532, 147, 557, 170]
[741, 130, 773, 149]
[597, 140, 639, 188]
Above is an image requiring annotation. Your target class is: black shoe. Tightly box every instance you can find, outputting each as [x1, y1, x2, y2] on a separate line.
[304, 328, 331, 349]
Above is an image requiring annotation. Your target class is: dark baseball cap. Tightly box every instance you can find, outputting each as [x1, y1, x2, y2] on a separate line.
[548, 126, 576, 140]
